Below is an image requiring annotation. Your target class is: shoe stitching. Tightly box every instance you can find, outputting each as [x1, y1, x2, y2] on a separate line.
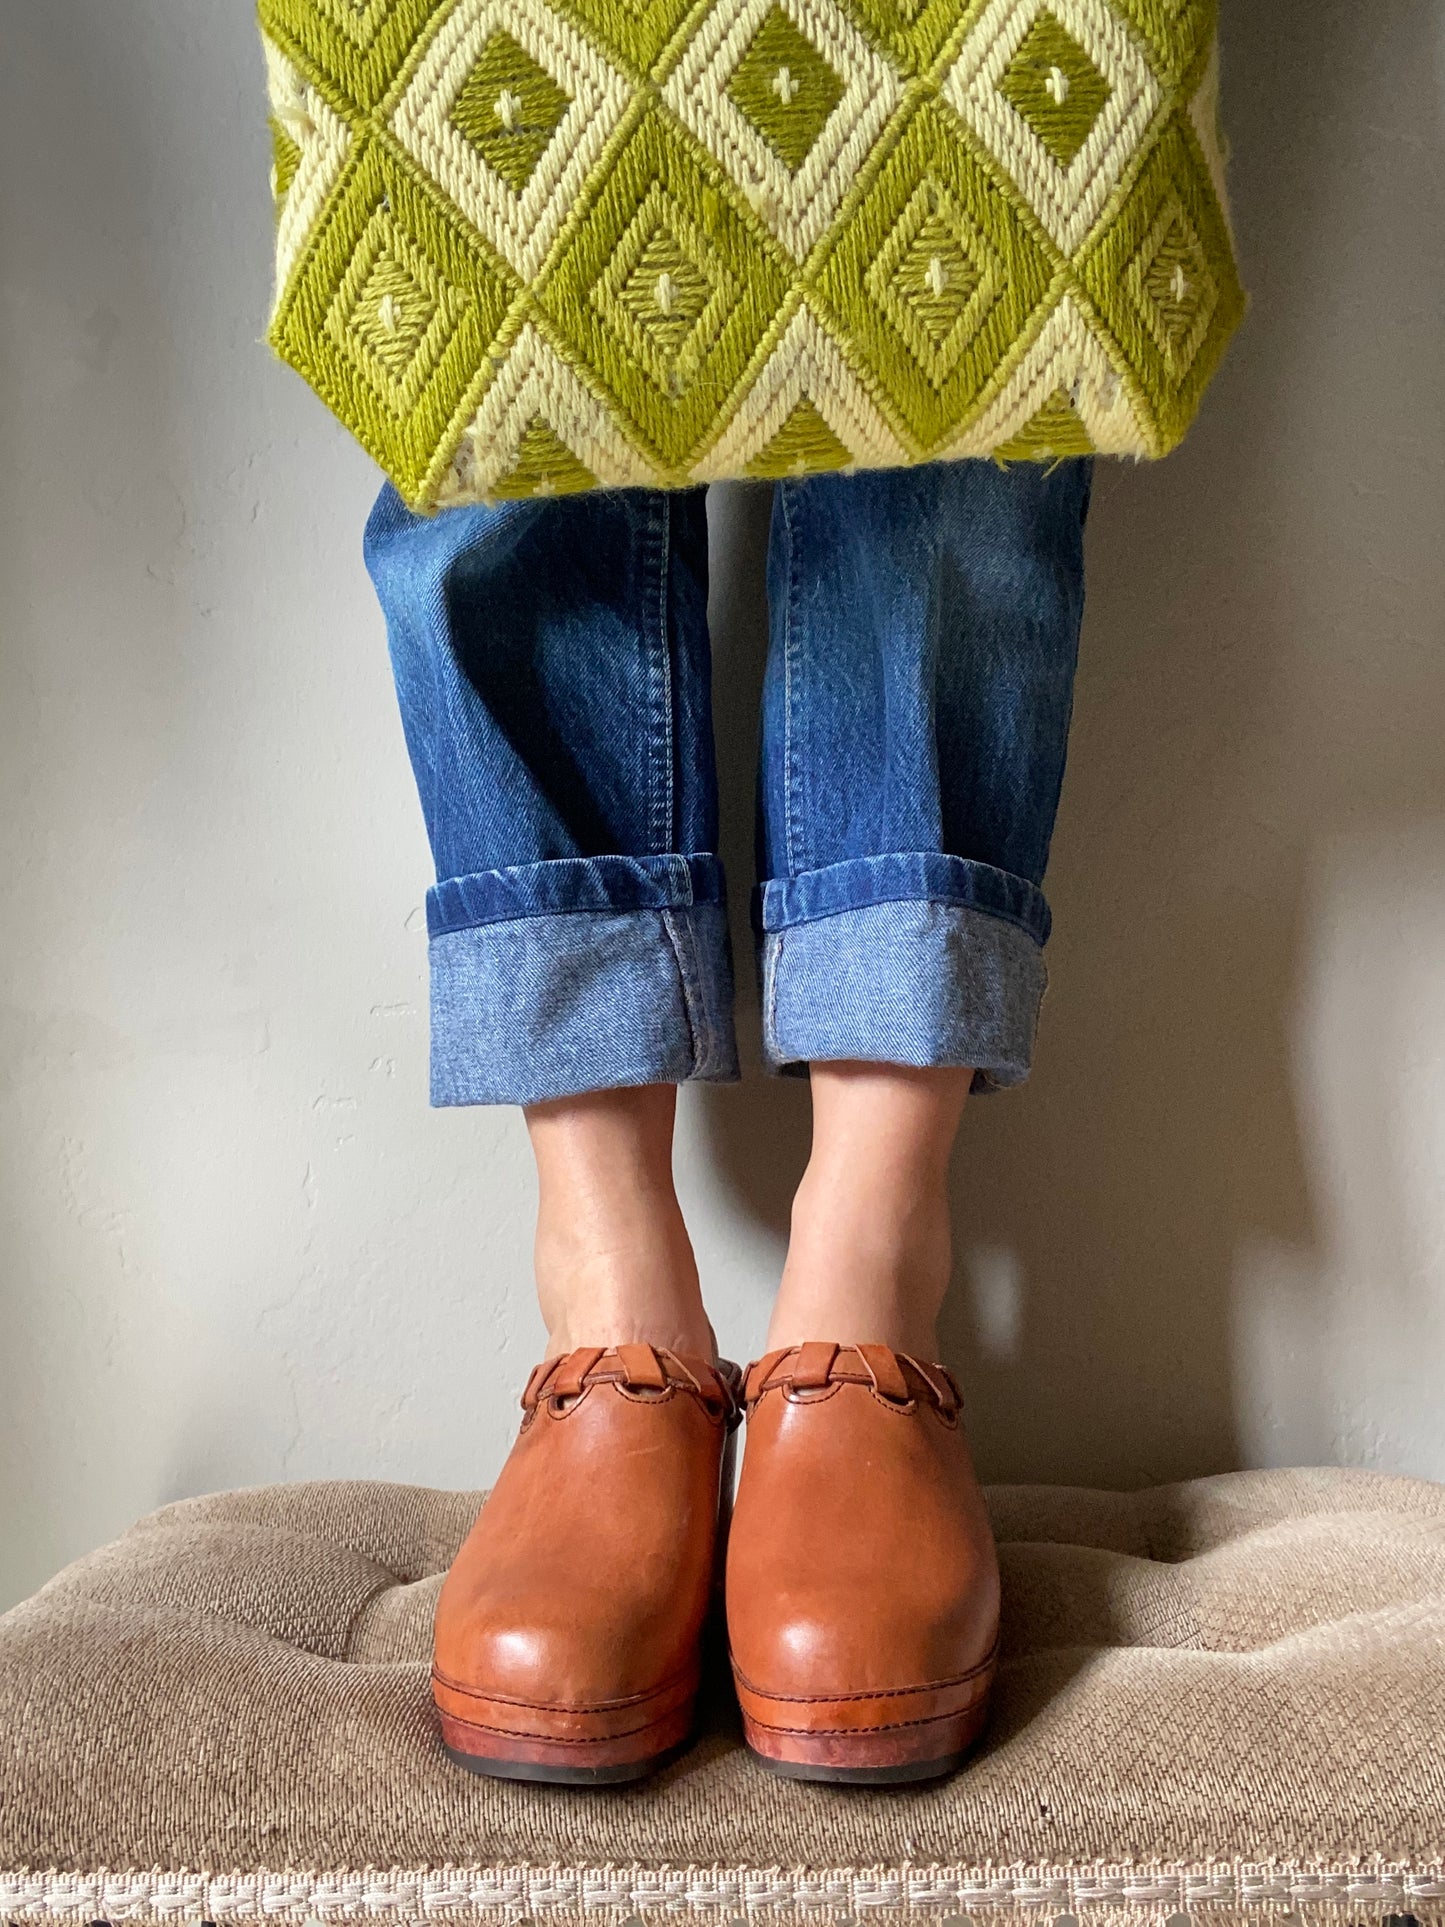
[441, 1707, 691, 1747]
[729, 1639, 999, 1704]
[743, 1699, 990, 1740]
[431, 1662, 698, 1714]
[765, 1381, 952, 1420]
[614, 1382, 681, 1408]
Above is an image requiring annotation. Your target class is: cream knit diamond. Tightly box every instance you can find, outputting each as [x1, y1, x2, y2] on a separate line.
[390, 0, 633, 282]
[661, 0, 904, 261]
[265, 37, 351, 298]
[942, 292, 1143, 457]
[437, 321, 653, 499]
[942, 0, 1162, 257]
[695, 300, 907, 477]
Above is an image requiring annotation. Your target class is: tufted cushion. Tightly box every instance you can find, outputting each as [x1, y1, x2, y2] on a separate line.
[2, 1470, 1444, 1925]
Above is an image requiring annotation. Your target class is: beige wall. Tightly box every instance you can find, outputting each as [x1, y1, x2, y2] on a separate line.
[2, 0, 1443, 1610]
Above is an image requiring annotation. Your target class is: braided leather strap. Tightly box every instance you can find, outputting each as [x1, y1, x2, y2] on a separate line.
[742, 1344, 962, 1416]
[522, 1345, 741, 1423]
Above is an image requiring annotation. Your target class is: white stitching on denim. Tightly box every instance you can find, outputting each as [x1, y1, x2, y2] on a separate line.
[779, 482, 802, 880]
[651, 495, 675, 857]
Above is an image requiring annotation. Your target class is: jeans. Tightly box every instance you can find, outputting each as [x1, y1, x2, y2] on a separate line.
[364, 460, 1091, 1107]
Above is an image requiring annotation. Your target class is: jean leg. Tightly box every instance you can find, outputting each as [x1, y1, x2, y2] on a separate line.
[365, 482, 738, 1105]
[756, 458, 1092, 1091]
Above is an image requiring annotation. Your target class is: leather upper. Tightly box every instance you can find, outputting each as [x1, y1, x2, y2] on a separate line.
[742, 1343, 964, 1414]
[726, 1343, 1000, 1717]
[522, 1345, 738, 1421]
[433, 1345, 738, 1730]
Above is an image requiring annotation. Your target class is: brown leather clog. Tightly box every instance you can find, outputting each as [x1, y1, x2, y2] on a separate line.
[725, 1342, 1000, 1784]
[432, 1344, 739, 1784]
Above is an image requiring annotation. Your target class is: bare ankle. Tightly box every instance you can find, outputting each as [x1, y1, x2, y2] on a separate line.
[764, 1062, 967, 1359]
[526, 1086, 715, 1360]
[537, 1222, 716, 1359]
[534, 1186, 717, 1355]
[766, 1160, 953, 1358]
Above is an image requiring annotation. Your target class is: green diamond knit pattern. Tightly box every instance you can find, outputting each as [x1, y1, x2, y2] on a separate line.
[259, 0, 1244, 505]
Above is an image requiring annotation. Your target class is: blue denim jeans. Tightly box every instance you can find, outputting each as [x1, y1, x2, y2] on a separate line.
[364, 461, 1091, 1107]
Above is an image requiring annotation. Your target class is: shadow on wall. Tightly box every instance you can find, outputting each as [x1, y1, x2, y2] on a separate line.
[696, 0, 1445, 1488]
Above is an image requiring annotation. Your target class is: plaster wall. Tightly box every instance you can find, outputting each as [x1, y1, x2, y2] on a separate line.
[2, 0, 1443, 1610]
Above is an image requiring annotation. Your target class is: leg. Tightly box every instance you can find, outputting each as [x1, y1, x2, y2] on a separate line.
[758, 456, 1092, 1350]
[365, 481, 734, 1355]
[366, 483, 737, 1782]
[769, 1062, 971, 1356]
[727, 457, 1091, 1783]
[527, 1084, 713, 1357]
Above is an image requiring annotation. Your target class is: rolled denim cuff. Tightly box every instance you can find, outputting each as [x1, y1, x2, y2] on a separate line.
[757, 855, 1050, 1093]
[427, 856, 739, 1106]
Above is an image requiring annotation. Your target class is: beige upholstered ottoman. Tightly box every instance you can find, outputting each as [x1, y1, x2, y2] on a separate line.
[3, 1470, 1443, 1926]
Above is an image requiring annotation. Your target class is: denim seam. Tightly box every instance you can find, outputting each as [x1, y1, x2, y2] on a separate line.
[765, 929, 783, 1046]
[765, 894, 1045, 947]
[780, 482, 804, 879]
[430, 512, 529, 817]
[922, 511, 945, 849]
[427, 853, 727, 937]
[661, 905, 708, 1077]
[1032, 472, 1091, 872]
[649, 495, 674, 856]
[757, 853, 1051, 947]
[434, 584, 464, 834]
